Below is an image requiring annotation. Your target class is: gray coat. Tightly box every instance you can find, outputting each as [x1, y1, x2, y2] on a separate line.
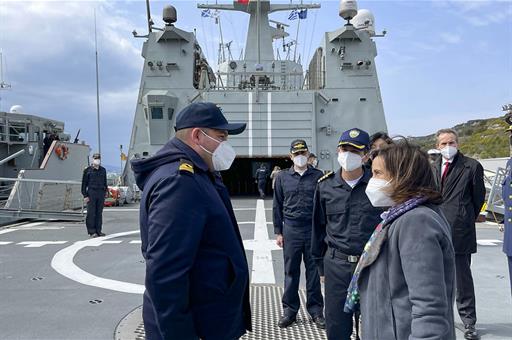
[359, 205, 456, 340]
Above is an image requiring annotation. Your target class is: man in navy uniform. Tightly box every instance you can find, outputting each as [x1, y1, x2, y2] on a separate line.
[501, 124, 512, 297]
[131, 102, 252, 340]
[432, 128, 485, 340]
[255, 163, 268, 198]
[273, 139, 325, 329]
[311, 128, 382, 340]
[81, 152, 108, 237]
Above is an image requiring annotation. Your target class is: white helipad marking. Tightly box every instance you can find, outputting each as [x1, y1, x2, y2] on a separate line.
[87, 240, 123, 246]
[0, 222, 45, 235]
[103, 208, 140, 212]
[243, 199, 280, 284]
[0, 241, 13, 245]
[51, 230, 145, 294]
[477, 239, 503, 246]
[129, 240, 142, 244]
[18, 241, 67, 248]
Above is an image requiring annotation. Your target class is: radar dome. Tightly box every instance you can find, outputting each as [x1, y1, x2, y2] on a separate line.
[339, 0, 358, 21]
[163, 5, 177, 25]
[9, 105, 24, 114]
[352, 9, 375, 36]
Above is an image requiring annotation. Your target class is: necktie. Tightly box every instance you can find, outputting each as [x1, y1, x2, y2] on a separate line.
[441, 162, 450, 183]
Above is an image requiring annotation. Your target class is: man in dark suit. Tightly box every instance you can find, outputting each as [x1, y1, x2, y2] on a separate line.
[131, 102, 251, 340]
[432, 128, 485, 340]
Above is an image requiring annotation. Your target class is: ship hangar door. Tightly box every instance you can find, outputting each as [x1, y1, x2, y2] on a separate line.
[144, 92, 177, 145]
[221, 157, 293, 196]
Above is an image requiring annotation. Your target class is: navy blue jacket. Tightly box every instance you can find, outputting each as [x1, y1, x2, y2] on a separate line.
[81, 165, 107, 197]
[502, 158, 512, 257]
[132, 138, 251, 340]
[255, 167, 268, 181]
[311, 167, 383, 275]
[273, 166, 323, 234]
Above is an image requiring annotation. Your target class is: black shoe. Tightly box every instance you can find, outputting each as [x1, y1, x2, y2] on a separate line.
[97, 232, 106, 237]
[278, 315, 296, 328]
[89, 233, 98, 238]
[464, 324, 479, 340]
[311, 315, 326, 329]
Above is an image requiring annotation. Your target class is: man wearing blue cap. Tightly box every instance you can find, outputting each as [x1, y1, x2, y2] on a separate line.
[131, 102, 251, 340]
[311, 128, 383, 340]
[273, 139, 325, 329]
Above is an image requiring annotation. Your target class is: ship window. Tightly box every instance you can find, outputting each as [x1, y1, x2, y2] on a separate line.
[360, 98, 367, 102]
[168, 108, 174, 120]
[332, 98, 339, 102]
[151, 107, 164, 119]
[143, 152, 149, 157]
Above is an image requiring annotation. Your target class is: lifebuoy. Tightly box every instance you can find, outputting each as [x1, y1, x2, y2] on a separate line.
[55, 143, 69, 160]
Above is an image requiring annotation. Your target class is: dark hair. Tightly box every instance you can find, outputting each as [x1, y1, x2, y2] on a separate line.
[373, 139, 442, 204]
[308, 153, 317, 159]
[436, 128, 458, 143]
[370, 132, 393, 147]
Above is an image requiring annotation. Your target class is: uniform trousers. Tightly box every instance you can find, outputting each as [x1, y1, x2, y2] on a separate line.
[86, 189, 105, 235]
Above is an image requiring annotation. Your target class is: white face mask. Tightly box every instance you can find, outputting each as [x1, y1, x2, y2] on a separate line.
[440, 145, 457, 160]
[338, 151, 363, 171]
[311, 159, 318, 168]
[92, 159, 101, 166]
[365, 178, 395, 207]
[293, 154, 308, 168]
[199, 130, 236, 171]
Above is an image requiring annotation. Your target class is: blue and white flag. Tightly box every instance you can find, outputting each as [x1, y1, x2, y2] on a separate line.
[298, 9, 308, 19]
[288, 9, 298, 20]
[201, 9, 212, 17]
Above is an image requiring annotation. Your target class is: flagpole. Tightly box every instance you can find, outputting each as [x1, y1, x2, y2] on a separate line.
[94, 8, 102, 156]
[257, 0, 261, 64]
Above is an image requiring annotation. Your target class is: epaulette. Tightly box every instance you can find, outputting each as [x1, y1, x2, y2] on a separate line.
[178, 158, 194, 174]
[318, 171, 334, 183]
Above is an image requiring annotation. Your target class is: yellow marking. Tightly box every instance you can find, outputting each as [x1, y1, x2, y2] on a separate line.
[179, 163, 194, 174]
[318, 171, 334, 183]
[349, 129, 360, 138]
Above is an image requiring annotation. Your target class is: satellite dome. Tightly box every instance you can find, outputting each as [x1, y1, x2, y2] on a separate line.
[9, 105, 24, 114]
[163, 5, 177, 25]
[352, 9, 375, 36]
[339, 0, 358, 21]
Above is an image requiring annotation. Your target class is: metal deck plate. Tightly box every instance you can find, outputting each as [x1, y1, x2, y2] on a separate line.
[115, 284, 328, 340]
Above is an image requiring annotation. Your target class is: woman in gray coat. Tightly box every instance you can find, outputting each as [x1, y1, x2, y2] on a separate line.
[344, 141, 456, 340]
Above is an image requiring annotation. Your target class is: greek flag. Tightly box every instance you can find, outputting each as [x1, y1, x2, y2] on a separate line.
[298, 9, 308, 19]
[288, 10, 298, 20]
[201, 9, 212, 17]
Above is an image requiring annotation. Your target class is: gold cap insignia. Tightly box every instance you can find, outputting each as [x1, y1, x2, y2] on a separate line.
[349, 130, 360, 138]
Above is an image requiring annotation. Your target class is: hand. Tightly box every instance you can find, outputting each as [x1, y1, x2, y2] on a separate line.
[84, 197, 90, 204]
[499, 224, 505, 232]
[320, 276, 325, 284]
[276, 234, 284, 248]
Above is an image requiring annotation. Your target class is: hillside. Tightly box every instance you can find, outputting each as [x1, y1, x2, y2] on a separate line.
[408, 116, 510, 159]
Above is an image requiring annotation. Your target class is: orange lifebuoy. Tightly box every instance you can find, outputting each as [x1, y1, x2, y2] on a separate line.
[55, 143, 69, 160]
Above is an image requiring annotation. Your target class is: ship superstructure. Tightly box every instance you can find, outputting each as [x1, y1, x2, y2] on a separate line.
[124, 0, 388, 194]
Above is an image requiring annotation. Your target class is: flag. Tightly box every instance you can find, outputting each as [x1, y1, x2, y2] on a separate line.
[201, 9, 212, 17]
[298, 9, 308, 19]
[238, 0, 250, 4]
[288, 9, 298, 20]
[120, 153, 127, 161]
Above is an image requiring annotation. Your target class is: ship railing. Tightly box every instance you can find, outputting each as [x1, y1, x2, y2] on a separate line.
[486, 167, 506, 218]
[212, 71, 307, 91]
[0, 119, 29, 144]
[0, 177, 85, 221]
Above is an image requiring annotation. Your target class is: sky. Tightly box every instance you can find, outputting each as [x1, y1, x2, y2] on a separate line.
[0, 0, 511, 168]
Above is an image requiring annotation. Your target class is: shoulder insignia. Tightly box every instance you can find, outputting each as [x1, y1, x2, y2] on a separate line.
[179, 159, 194, 174]
[318, 171, 334, 183]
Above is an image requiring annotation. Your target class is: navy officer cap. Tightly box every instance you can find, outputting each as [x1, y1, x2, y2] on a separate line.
[338, 128, 370, 150]
[175, 102, 246, 135]
[290, 139, 309, 154]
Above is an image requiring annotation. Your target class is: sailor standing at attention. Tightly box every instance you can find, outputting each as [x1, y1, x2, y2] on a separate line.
[131, 102, 252, 340]
[81, 153, 108, 237]
[273, 139, 325, 329]
[311, 128, 382, 340]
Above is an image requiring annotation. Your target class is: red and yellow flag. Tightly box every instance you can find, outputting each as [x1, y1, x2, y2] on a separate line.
[238, 0, 250, 4]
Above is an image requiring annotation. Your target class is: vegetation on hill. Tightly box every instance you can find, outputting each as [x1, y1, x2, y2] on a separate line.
[408, 116, 510, 159]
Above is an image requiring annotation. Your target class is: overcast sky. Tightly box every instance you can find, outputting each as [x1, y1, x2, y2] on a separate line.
[0, 0, 511, 168]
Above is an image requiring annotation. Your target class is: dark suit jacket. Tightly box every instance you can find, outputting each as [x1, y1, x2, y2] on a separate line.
[432, 152, 485, 254]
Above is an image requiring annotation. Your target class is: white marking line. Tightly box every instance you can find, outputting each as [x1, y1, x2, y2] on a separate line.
[477, 239, 503, 246]
[88, 240, 123, 246]
[0, 222, 45, 235]
[51, 230, 145, 294]
[267, 92, 272, 157]
[233, 208, 272, 211]
[0, 241, 13, 245]
[18, 241, 67, 248]
[129, 240, 142, 244]
[248, 91, 253, 157]
[243, 199, 280, 284]
[104, 208, 140, 212]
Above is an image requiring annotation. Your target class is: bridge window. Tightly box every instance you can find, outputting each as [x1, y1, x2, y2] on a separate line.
[151, 107, 164, 119]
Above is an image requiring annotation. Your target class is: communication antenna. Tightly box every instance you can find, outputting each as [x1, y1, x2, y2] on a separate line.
[0, 52, 12, 112]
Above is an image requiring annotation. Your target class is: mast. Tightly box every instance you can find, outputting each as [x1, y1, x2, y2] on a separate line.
[0, 52, 12, 112]
[257, 0, 261, 64]
[94, 9, 102, 155]
[145, 0, 152, 33]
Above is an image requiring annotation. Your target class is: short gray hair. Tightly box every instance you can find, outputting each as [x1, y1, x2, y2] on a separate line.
[436, 128, 458, 142]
